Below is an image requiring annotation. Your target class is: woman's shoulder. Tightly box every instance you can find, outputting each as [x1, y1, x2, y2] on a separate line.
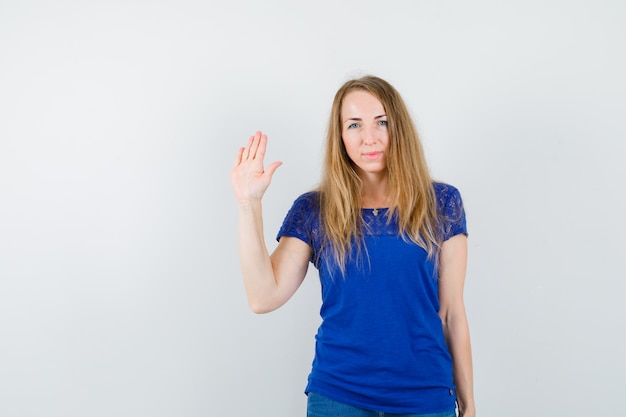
[432, 181, 461, 202]
[292, 190, 320, 205]
[279, 191, 322, 239]
[432, 182, 467, 238]
[286, 191, 321, 215]
[432, 181, 461, 197]
[432, 181, 464, 211]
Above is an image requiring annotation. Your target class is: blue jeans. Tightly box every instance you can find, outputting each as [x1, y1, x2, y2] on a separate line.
[306, 392, 456, 417]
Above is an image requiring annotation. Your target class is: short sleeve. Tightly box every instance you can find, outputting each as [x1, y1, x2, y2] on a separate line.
[434, 183, 468, 241]
[276, 192, 320, 249]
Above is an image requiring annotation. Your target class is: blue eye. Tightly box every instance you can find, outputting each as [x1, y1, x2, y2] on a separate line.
[348, 123, 359, 129]
[379, 120, 388, 126]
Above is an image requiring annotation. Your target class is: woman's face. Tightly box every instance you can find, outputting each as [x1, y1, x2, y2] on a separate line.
[341, 90, 389, 179]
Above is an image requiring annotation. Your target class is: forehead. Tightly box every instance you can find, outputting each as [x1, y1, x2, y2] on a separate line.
[341, 90, 385, 117]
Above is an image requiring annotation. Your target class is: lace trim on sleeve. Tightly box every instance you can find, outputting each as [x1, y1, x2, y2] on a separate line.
[434, 182, 468, 241]
[276, 192, 322, 264]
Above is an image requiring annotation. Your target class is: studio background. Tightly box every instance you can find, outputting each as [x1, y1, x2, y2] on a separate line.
[1, 1, 624, 416]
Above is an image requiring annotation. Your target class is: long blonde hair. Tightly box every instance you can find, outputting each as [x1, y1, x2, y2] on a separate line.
[318, 75, 440, 273]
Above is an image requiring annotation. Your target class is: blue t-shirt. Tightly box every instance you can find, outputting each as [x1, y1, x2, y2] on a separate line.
[276, 182, 467, 414]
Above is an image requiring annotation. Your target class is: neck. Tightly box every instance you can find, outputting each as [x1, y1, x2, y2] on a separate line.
[360, 173, 389, 208]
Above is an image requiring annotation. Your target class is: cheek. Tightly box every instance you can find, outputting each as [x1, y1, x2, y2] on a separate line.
[344, 140, 360, 156]
[341, 133, 353, 149]
[382, 133, 390, 149]
[340, 136, 348, 151]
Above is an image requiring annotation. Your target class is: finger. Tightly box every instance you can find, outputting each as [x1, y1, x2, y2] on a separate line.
[242, 135, 254, 160]
[264, 161, 283, 179]
[256, 133, 268, 160]
[233, 146, 244, 168]
[248, 131, 262, 160]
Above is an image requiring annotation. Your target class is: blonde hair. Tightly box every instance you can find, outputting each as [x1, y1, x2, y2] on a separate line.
[317, 75, 440, 273]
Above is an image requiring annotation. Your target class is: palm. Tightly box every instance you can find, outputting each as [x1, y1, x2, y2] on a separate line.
[231, 131, 282, 203]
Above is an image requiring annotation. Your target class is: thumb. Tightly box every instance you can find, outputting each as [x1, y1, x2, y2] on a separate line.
[264, 161, 283, 179]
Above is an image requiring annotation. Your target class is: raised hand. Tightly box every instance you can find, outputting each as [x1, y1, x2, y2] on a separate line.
[231, 131, 282, 204]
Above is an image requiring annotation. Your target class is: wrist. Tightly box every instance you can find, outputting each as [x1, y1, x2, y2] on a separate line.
[458, 402, 476, 417]
[237, 198, 262, 210]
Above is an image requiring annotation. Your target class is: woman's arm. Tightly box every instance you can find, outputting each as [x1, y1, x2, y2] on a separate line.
[438, 234, 475, 417]
[232, 132, 311, 313]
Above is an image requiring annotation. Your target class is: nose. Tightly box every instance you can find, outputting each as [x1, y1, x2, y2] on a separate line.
[362, 125, 377, 145]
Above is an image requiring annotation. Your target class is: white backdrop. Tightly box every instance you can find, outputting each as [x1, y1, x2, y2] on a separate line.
[1, 1, 625, 416]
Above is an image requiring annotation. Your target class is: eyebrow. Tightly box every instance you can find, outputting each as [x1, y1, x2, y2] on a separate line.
[344, 114, 387, 122]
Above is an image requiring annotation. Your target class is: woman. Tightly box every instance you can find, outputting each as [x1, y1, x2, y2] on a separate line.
[231, 76, 475, 417]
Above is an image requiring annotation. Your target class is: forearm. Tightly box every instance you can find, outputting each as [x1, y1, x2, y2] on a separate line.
[237, 200, 280, 312]
[444, 311, 475, 416]
[232, 132, 292, 313]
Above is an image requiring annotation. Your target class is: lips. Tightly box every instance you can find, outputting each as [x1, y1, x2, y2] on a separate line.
[363, 151, 383, 160]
